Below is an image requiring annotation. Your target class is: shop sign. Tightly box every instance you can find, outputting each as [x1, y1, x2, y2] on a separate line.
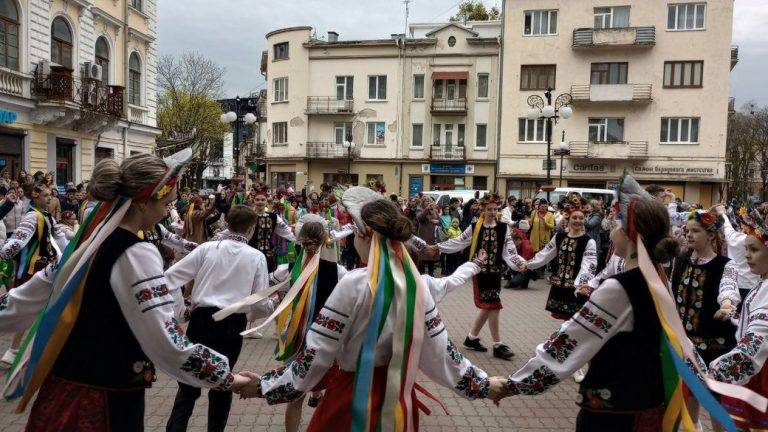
[430, 164, 466, 174]
[0, 110, 18, 124]
[570, 163, 608, 173]
[633, 165, 717, 176]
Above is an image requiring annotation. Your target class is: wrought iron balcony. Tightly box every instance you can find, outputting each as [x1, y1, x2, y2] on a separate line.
[431, 98, 467, 115]
[570, 84, 652, 104]
[573, 26, 655, 48]
[306, 141, 360, 159]
[429, 145, 466, 161]
[568, 141, 648, 160]
[731, 46, 739, 70]
[33, 67, 124, 118]
[305, 97, 355, 115]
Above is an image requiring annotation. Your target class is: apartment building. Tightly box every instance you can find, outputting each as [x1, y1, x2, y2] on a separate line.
[0, 0, 159, 188]
[262, 21, 501, 195]
[498, 0, 736, 206]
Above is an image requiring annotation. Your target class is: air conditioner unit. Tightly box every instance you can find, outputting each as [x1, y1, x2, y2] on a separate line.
[37, 60, 52, 76]
[421, 164, 430, 174]
[36, 60, 52, 89]
[466, 165, 475, 174]
[84, 62, 103, 81]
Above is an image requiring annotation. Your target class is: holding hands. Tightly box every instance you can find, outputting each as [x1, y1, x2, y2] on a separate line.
[714, 299, 736, 321]
[231, 371, 263, 399]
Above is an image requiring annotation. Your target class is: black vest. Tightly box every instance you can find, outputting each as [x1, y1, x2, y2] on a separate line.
[578, 268, 665, 412]
[289, 258, 339, 320]
[550, 233, 591, 288]
[249, 212, 278, 255]
[476, 223, 507, 273]
[53, 228, 155, 390]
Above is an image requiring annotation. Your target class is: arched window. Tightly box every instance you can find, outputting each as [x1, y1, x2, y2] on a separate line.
[129, 52, 141, 105]
[95, 37, 109, 83]
[51, 17, 73, 68]
[0, 0, 20, 70]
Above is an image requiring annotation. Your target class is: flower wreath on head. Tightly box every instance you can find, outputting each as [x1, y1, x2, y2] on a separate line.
[688, 210, 722, 233]
[738, 206, 768, 247]
[479, 192, 503, 207]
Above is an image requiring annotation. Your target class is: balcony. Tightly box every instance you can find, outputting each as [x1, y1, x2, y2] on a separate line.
[305, 97, 355, 115]
[431, 98, 467, 115]
[729, 97, 736, 114]
[430, 145, 466, 161]
[570, 84, 652, 104]
[572, 26, 655, 48]
[0, 67, 32, 99]
[568, 141, 648, 160]
[306, 142, 360, 159]
[731, 46, 739, 70]
[128, 104, 150, 124]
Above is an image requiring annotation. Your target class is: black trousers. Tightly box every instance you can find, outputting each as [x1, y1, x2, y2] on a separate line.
[418, 260, 436, 276]
[166, 307, 247, 432]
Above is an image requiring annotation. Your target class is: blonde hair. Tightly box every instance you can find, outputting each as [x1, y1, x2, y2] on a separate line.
[89, 154, 168, 201]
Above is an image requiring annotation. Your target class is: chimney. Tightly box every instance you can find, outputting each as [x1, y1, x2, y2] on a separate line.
[328, 31, 339, 42]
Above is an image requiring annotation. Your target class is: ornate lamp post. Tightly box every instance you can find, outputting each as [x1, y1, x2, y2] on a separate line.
[342, 136, 356, 185]
[554, 131, 571, 187]
[220, 96, 258, 179]
[526, 89, 573, 202]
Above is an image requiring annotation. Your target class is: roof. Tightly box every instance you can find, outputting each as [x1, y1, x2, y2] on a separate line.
[425, 22, 479, 37]
[303, 38, 436, 49]
[265, 26, 313, 39]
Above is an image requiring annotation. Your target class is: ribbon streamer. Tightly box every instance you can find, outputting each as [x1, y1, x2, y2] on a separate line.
[212, 278, 289, 322]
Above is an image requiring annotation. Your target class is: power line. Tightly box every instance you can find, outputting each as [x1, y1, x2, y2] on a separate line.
[429, 0, 464, 22]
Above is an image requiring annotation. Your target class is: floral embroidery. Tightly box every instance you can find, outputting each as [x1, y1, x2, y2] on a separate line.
[291, 347, 317, 379]
[164, 319, 192, 350]
[425, 314, 443, 332]
[447, 339, 464, 365]
[479, 226, 501, 273]
[550, 237, 580, 289]
[0, 294, 8, 312]
[180, 346, 233, 389]
[261, 368, 284, 383]
[506, 365, 560, 396]
[134, 285, 170, 305]
[577, 306, 612, 333]
[712, 351, 755, 383]
[543, 331, 578, 363]
[748, 313, 768, 325]
[131, 360, 156, 385]
[576, 388, 613, 409]
[183, 241, 197, 252]
[264, 382, 304, 405]
[313, 313, 346, 334]
[255, 214, 276, 255]
[455, 366, 489, 399]
[736, 332, 764, 357]
[674, 264, 708, 335]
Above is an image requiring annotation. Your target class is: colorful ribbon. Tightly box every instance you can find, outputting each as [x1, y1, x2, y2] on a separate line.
[275, 251, 319, 361]
[467, 215, 485, 260]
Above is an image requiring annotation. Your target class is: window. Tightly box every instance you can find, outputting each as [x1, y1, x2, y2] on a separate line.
[336, 76, 353, 100]
[274, 42, 289, 60]
[663, 61, 703, 88]
[51, 17, 73, 68]
[588, 118, 625, 142]
[476, 124, 487, 148]
[368, 75, 387, 100]
[55, 138, 75, 186]
[274, 77, 288, 102]
[448, 36, 456, 47]
[660, 117, 699, 144]
[433, 79, 467, 100]
[444, 124, 453, 146]
[334, 122, 353, 144]
[366, 121, 385, 145]
[473, 176, 488, 191]
[412, 124, 423, 148]
[130, 0, 142, 11]
[95, 37, 110, 83]
[520, 65, 555, 90]
[95, 146, 114, 163]
[457, 124, 465, 147]
[590, 63, 628, 84]
[128, 52, 141, 105]
[272, 122, 287, 144]
[432, 124, 441, 145]
[477, 73, 489, 99]
[524, 10, 558, 36]
[0, 0, 20, 70]
[594, 6, 630, 29]
[518, 118, 548, 143]
[668, 3, 706, 30]
[413, 74, 424, 99]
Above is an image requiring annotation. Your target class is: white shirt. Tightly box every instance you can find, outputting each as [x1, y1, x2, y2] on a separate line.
[721, 215, 762, 293]
[165, 235, 269, 312]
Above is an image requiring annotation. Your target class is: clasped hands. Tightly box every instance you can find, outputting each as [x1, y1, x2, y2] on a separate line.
[231, 371, 264, 399]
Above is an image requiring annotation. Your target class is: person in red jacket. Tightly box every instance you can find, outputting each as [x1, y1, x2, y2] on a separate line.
[506, 220, 536, 289]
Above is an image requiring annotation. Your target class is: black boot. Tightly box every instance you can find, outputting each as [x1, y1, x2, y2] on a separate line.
[463, 336, 488, 352]
[493, 344, 515, 360]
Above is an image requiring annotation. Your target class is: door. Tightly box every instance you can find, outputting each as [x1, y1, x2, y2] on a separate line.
[409, 175, 423, 196]
[0, 132, 23, 180]
[56, 138, 75, 187]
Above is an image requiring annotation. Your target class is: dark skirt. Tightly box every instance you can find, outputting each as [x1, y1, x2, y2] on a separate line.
[545, 283, 588, 320]
[473, 272, 502, 310]
[575, 406, 664, 432]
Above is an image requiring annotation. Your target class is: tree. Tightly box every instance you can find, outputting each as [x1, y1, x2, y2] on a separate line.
[450, 1, 500, 23]
[725, 104, 768, 201]
[156, 52, 229, 188]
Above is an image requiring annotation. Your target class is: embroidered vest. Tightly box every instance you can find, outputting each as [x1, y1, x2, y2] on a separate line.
[53, 228, 155, 390]
[476, 223, 507, 274]
[550, 233, 590, 289]
[578, 268, 665, 412]
[249, 212, 278, 256]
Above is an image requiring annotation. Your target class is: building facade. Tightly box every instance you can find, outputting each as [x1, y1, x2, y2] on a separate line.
[498, 0, 736, 205]
[0, 0, 159, 189]
[262, 22, 501, 195]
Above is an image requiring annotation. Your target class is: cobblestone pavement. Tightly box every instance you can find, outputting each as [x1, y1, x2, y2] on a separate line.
[0, 277, 712, 431]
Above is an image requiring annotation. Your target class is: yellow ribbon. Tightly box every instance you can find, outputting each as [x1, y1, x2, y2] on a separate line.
[467, 215, 485, 260]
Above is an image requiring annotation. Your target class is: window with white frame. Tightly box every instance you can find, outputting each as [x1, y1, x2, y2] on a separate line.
[518, 118, 548, 143]
[477, 73, 489, 99]
[458, 124, 465, 147]
[476, 124, 487, 148]
[594, 6, 630, 29]
[667, 3, 706, 30]
[524, 10, 558, 36]
[334, 122, 353, 144]
[588, 118, 625, 142]
[433, 79, 467, 100]
[368, 75, 387, 100]
[432, 123, 466, 146]
[366, 121, 386, 145]
[274, 77, 288, 102]
[412, 124, 423, 148]
[413, 74, 425, 99]
[274, 42, 289, 60]
[660, 117, 699, 144]
[273, 122, 288, 145]
[335, 76, 353, 100]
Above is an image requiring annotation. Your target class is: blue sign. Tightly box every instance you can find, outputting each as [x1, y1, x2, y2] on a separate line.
[409, 176, 423, 196]
[430, 164, 466, 174]
[0, 110, 17, 125]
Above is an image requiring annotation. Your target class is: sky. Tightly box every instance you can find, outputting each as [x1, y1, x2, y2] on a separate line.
[158, 0, 767, 107]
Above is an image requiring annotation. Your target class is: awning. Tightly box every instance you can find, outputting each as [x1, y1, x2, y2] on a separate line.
[431, 71, 469, 80]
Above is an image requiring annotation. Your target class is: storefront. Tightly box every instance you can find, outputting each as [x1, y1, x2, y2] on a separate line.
[0, 128, 23, 180]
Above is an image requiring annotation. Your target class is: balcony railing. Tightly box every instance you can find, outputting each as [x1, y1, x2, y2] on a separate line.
[573, 26, 655, 48]
[33, 67, 123, 117]
[430, 145, 466, 161]
[431, 98, 467, 115]
[731, 45, 739, 70]
[128, 104, 149, 124]
[306, 97, 355, 115]
[570, 84, 652, 104]
[569, 141, 648, 160]
[0, 67, 32, 98]
[729, 97, 736, 114]
[306, 141, 360, 159]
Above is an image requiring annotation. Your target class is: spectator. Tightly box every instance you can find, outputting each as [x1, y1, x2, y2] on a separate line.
[47, 187, 62, 221]
[57, 210, 79, 240]
[506, 220, 536, 289]
[530, 199, 555, 253]
[61, 188, 80, 214]
[416, 199, 440, 276]
[584, 200, 604, 253]
[2, 187, 25, 238]
[439, 205, 453, 229]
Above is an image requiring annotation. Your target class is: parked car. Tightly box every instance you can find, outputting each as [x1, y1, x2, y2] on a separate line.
[534, 187, 615, 206]
[421, 190, 489, 207]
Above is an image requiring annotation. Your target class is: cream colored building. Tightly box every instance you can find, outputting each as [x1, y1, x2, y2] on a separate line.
[0, 0, 159, 188]
[262, 22, 501, 195]
[498, 0, 736, 206]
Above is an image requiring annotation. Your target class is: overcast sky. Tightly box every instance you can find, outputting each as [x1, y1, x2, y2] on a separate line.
[158, 0, 767, 107]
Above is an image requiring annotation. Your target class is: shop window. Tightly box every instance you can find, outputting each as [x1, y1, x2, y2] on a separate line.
[473, 176, 487, 191]
[271, 172, 296, 189]
[95, 146, 114, 163]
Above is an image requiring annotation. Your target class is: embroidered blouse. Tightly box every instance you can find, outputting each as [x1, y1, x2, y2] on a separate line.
[586, 254, 626, 291]
[721, 216, 762, 293]
[435, 223, 526, 272]
[526, 235, 598, 286]
[0, 209, 67, 260]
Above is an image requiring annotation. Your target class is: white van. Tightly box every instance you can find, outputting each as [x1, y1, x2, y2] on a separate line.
[421, 190, 489, 207]
[534, 187, 614, 205]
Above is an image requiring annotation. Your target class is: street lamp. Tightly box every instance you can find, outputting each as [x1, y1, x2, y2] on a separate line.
[220, 96, 258, 178]
[553, 132, 571, 187]
[342, 138, 356, 185]
[526, 88, 573, 202]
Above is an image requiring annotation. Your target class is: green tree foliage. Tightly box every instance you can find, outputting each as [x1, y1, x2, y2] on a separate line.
[726, 104, 768, 201]
[450, 1, 500, 23]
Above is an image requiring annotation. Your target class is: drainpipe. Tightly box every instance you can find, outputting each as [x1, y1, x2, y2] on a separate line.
[493, 1, 506, 194]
